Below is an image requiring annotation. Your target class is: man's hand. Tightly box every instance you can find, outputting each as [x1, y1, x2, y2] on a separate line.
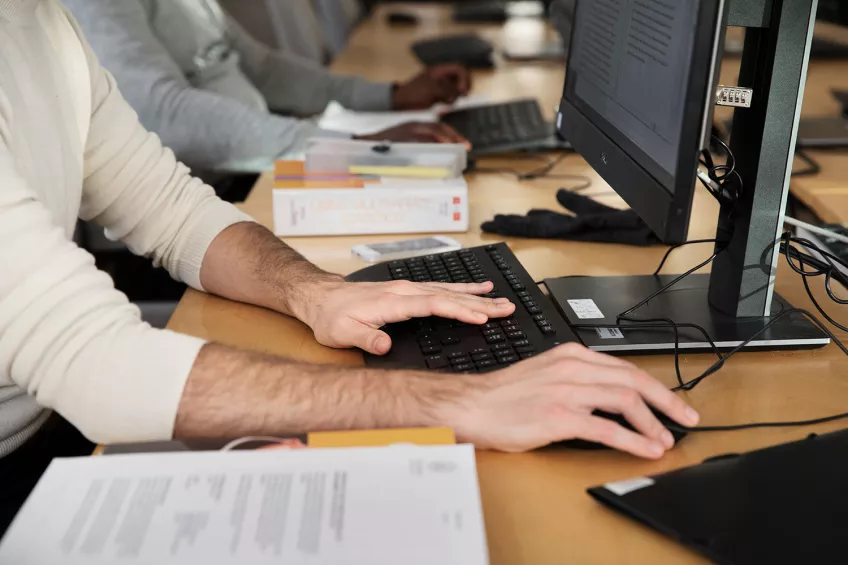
[444, 343, 701, 458]
[296, 279, 515, 354]
[356, 121, 470, 148]
[392, 64, 472, 110]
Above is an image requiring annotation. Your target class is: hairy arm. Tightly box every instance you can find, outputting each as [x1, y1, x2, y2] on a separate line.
[175, 344, 467, 438]
[199, 222, 338, 321]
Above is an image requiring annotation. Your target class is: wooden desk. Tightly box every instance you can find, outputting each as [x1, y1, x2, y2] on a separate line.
[168, 6, 848, 564]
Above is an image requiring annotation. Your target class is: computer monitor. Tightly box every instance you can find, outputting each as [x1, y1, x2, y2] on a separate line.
[548, 0, 829, 353]
[558, 0, 725, 245]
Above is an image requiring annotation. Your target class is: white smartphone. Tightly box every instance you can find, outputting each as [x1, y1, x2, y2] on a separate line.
[352, 236, 463, 263]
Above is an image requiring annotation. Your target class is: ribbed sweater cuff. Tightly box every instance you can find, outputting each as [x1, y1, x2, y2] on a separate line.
[178, 200, 255, 291]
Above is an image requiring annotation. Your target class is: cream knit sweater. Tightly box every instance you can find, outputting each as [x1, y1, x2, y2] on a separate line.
[0, 0, 252, 455]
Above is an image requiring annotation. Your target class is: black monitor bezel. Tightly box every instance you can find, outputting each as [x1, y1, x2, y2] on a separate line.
[557, 0, 727, 245]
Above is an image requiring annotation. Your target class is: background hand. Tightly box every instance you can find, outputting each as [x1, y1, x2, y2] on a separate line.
[393, 64, 472, 110]
[302, 280, 515, 354]
[448, 343, 700, 458]
[356, 121, 470, 148]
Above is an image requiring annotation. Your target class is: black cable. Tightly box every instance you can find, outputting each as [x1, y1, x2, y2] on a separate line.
[619, 248, 723, 319]
[781, 233, 848, 333]
[472, 153, 593, 190]
[653, 239, 721, 275]
[565, 136, 848, 433]
[793, 149, 821, 177]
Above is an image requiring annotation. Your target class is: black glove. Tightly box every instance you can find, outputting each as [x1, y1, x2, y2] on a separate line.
[481, 190, 662, 246]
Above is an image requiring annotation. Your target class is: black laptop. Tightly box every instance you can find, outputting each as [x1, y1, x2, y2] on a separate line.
[588, 429, 848, 565]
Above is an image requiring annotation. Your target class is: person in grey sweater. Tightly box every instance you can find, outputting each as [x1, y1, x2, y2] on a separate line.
[63, 0, 471, 177]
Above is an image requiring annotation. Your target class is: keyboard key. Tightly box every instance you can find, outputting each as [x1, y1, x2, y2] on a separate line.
[453, 363, 475, 372]
[502, 325, 520, 333]
[537, 320, 552, 329]
[425, 355, 449, 369]
[419, 339, 438, 348]
[516, 345, 537, 354]
[540, 326, 557, 335]
[417, 333, 437, 342]
[520, 352, 537, 360]
[527, 306, 542, 315]
[476, 359, 497, 369]
[472, 351, 493, 361]
[471, 348, 490, 356]
[485, 334, 506, 344]
[421, 345, 442, 354]
[507, 331, 527, 340]
[520, 295, 534, 303]
[448, 352, 469, 359]
[473, 275, 490, 282]
[483, 322, 500, 330]
[440, 336, 461, 345]
[483, 328, 502, 337]
[490, 342, 511, 351]
[496, 354, 519, 364]
[512, 283, 526, 291]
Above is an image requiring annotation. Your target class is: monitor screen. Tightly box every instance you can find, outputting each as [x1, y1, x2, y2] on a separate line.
[564, 0, 701, 192]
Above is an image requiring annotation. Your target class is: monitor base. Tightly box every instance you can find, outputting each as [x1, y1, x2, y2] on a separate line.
[544, 274, 830, 354]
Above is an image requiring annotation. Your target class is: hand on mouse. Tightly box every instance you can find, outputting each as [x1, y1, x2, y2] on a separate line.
[442, 343, 700, 458]
[356, 121, 471, 149]
[392, 64, 472, 110]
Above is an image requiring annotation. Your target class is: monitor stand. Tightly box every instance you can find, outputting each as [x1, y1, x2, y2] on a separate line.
[544, 274, 830, 354]
[544, 0, 833, 357]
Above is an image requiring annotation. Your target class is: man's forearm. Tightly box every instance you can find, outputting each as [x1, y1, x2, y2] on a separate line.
[175, 343, 473, 438]
[200, 222, 340, 320]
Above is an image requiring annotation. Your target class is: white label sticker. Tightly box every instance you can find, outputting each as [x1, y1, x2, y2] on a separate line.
[567, 299, 605, 320]
[604, 477, 655, 496]
[596, 327, 625, 340]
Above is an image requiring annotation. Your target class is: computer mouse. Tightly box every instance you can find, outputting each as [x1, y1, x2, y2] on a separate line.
[387, 12, 419, 25]
[559, 409, 688, 451]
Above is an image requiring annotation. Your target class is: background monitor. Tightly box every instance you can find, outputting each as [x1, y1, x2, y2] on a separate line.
[556, 0, 727, 245]
[818, 0, 848, 26]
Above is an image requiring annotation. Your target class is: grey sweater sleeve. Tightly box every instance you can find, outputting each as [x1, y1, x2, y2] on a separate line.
[62, 0, 345, 174]
[225, 15, 393, 115]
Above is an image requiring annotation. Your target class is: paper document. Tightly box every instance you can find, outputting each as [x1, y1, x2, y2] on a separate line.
[0, 445, 488, 565]
[318, 97, 490, 136]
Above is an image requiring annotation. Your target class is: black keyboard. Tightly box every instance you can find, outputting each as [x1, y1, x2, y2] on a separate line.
[346, 243, 579, 372]
[453, 1, 508, 23]
[810, 37, 848, 59]
[411, 33, 494, 69]
[440, 100, 553, 155]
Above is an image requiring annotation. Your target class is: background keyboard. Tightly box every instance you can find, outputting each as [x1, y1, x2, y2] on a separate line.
[440, 100, 554, 156]
[346, 243, 578, 372]
[411, 33, 495, 68]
